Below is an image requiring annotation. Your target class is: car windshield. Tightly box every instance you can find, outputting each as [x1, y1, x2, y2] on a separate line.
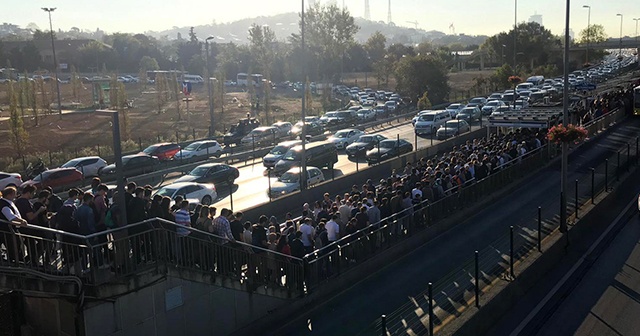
[470, 98, 483, 103]
[335, 131, 350, 138]
[359, 136, 374, 143]
[189, 166, 209, 176]
[336, 112, 351, 118]
[447, 104, 461, 110]
[462, 108, 474, 114]
[183, 143, 200, 151]
[419, 115, 435, 121]
[444, 121, 461, 127]
[487, 101, 500, 106]
[142, 145, 158, 154]
[380, 141, 397, 148]
[282, 150, 300, 161]
[61, 159, 81, 168]
[269, 145, 289, 155]
[279, 172, 299, 183]
[156, 188, 177, 197]
[323, 112, 337, 118]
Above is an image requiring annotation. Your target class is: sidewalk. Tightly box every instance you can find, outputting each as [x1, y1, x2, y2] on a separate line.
[534, 212, 640, 336]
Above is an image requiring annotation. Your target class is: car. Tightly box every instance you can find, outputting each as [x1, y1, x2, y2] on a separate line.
[384, 100, 397, 112]
[445, 103, 465, 118]
[290, 121, 324, 139]
[356, 109, 376, 121]
[155, 182, 217, 206]
[21, 167, 83, 190]
[319, 111, 340, 126]
[174, 163, 239, 185]
[414, 110, 451, 135]
[467, 97, 487, 109]
[328, 129, 365, 149]
[366, 139, 413, 164]
[0, 172, 22, 190]
[373, 105, 387, 117]
[60, 156, 107, 177]
[488, 93, 503, 100]
[271, 121, 293, 137]
[481, 100, 506, 115]
[456, 106, 482, 122]
[240, 126, 279, 146]
[490, 106, 511, 117]
[412, 110, 433, 125]
[334, 110, 358, 126]
[142, 143, 181, 161]
[268, 166, 325, 198]
[436, 120, 471, 139]
[345, 134, 387, 158]
[274, 141, 338, 175]
[173, 140, 223, 160]
[513, 99, 530, 110]
[263, 140, 303, 168]
[99, 153, 160, 178]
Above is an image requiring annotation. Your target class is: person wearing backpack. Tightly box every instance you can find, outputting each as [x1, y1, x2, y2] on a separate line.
[55, 196, 82, 274]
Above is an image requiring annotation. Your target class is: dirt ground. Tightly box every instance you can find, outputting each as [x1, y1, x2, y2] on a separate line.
[0, 69, 495, 171]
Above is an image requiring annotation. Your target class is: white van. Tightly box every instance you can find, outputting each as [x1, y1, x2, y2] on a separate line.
[414, 110, 451, 135]
[516, 82, 534, 93]
[183, 74, 204, 83]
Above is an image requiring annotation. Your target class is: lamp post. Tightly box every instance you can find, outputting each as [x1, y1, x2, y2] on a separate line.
[42, 7, 63, 119]
[633, 18, 639, 49]
[582, 5, 591, 65]
[97, 110, 128, 226]
[300, 0, 308, 191]
[513, 0, 518, 69]
[560, 0, 571, 234]
[205, 36, 215, 137]
[617, 14, 623, 56]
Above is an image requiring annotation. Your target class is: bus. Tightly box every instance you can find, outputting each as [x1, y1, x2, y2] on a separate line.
[236, 73, 263, 87]
[634, 86, 640, 116]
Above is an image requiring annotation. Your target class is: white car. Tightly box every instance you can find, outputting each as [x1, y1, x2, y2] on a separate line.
[328, 129, 365, 149]
[154, 182, 217, 206]
[445, 103, 465, 118]
[173, 140, 223, 160]
[481, 100, 506, 115]
[61, 156, 107, 177]
[412, 110, 433, 125]
[0, 172, 22, 190]
[268, 167, 325, 198]
[356, 109, 376, 121]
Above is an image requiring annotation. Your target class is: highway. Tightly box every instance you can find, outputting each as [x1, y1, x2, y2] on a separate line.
[156, 119, 484, 212]
[269, 117, 640, 335]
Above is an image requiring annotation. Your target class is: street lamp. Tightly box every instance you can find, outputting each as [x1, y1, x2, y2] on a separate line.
[582, 5, 591, 64]
[560, 0, 571, 235]
[205, 35, 215, 137]
[300, 0, 308, 191]
[633, 18, 639, 49]
[617, 14, 623, 56]
[42, 7, 63, 119]
[513, 0, 518, 69]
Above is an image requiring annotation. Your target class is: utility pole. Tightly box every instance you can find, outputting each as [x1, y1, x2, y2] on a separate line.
[300, 0, 307, 191]
[560, 0, 571, 234]
[42, 7, 63, 119]
[205, 36, 215, 137]
[583, 5, 591, 64]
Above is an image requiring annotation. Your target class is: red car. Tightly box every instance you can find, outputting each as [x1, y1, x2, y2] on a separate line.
[142, 143, 181, 161]
[21, 167, 84, 190]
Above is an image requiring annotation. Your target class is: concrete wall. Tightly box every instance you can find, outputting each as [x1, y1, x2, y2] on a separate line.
[23, 296, 77, 336]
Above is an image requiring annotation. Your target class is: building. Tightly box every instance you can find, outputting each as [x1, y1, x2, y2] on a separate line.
[528, 13, 543, 26]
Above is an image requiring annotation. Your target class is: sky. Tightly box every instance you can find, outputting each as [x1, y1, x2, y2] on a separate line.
[3, 0, 639, 39]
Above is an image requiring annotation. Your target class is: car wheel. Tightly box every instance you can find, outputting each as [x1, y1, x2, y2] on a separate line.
[201, 195, 212, 205]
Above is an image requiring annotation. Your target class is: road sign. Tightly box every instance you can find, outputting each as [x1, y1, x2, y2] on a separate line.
[575, 83, 596, 91]
[182, 81, 192, 96]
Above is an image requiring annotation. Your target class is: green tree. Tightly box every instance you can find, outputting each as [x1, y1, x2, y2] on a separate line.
[395, 54, 450, 105]
[578, 24, 607, 44]
[32, 29, 54, 41]
[70, 65, 81, 100]
[8, 82, 28, 159]
[28, 77, 38, 126]
[417, 91, 432, 110]
[489, 63, 514, 90]
[365, 31, 387, 64]
[249, 24, 277, 123]
[155, 73, 167, 114]
[116, 82, 130, 140]
[139, 56, 159, 71]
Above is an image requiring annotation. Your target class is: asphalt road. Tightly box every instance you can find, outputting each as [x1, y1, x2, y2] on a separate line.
[269, 118, 640, 336]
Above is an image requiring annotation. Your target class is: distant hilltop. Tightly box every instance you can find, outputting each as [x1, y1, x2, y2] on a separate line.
[144, 12, 488, 47]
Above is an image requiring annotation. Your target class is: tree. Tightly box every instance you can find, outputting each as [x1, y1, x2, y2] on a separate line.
[365, 31, 387, 64]
[8, 82, 28, 159]
[139, 56, 159, 71]
[70, 65, 81, 101]
[28, 77, 38, 126]
[417, 91, 432, 110]
[395, 54, 450, 105]
[115, 82, 130, 140]
[578, 24, 607, 44]
[32, 29, 54, 41]
[249, 24, 277, 123]
[488, 64, 514, 90]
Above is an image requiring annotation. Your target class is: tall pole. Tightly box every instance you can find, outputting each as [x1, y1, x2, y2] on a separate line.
[300, 0, 308, 191]
[206, 36, 215, 137]
[583, 5, 591, 65]
[97, 110, 128, 226]
[617, 14, 623, 56]
[43, 8, 63, 119]
[513, 0, 518, 70]
[560, 0, 571, 234]
[633, 18, 639, 50]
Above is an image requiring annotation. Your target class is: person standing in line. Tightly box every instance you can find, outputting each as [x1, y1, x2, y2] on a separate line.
[0, 187, 28, 263]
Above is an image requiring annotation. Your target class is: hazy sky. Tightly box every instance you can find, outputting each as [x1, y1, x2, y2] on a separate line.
[3, 0, 639, 39]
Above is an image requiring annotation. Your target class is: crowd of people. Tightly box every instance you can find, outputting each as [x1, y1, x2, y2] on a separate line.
[573, 82, 638, 124]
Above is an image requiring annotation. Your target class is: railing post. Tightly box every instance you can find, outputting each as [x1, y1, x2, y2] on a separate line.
[509, 226, 514, 280]
[428, 282, 434, 336]
[627, 143, 631, 172]
[537, 206, 542, 252]
[617, 151, 620, 182]
[605, 159, 609, 191]
[574, 179, 579, 219]
[381, 315, 387, 336]
[475, 250, 480, 308]
[636, 137, 639, 165]
[591, 168, 595, 204]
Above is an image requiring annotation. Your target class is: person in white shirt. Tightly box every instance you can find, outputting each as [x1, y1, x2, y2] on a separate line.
[299, 218, 315, 253]
[411, 182, 423, 199]
[0, 187, 28, 263]
[325, 214, 340, 242]
[338, 201, 352, 225]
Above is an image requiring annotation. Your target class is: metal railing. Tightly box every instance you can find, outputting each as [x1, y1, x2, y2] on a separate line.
[0, 218, 304, 296]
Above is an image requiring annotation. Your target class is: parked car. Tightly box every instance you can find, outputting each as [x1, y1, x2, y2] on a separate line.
[366, 139, 413, 163]
[173, 140, 223, 160]
[174, 163, 239, 185]
[263, 140, 303, 168]
[345, 134, 387, 158]
[268, 166, 325, 198]
[456, 106, 481, 122]
[436, 120, 471, 139]
[142, 143, 181, 161]
[60, 156, 107, 177]
[100, 153, 160, 178]
[155, 182, 217, 206]
[445, 103, 465, 118]
[21, 167, 83, 190]
[328, 129, 365, 149]
[0, 172, 22, 189]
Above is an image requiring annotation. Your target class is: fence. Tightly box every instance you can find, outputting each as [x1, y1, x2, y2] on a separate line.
[366, 113, 635, 335]
[0, 218, 305, 298]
